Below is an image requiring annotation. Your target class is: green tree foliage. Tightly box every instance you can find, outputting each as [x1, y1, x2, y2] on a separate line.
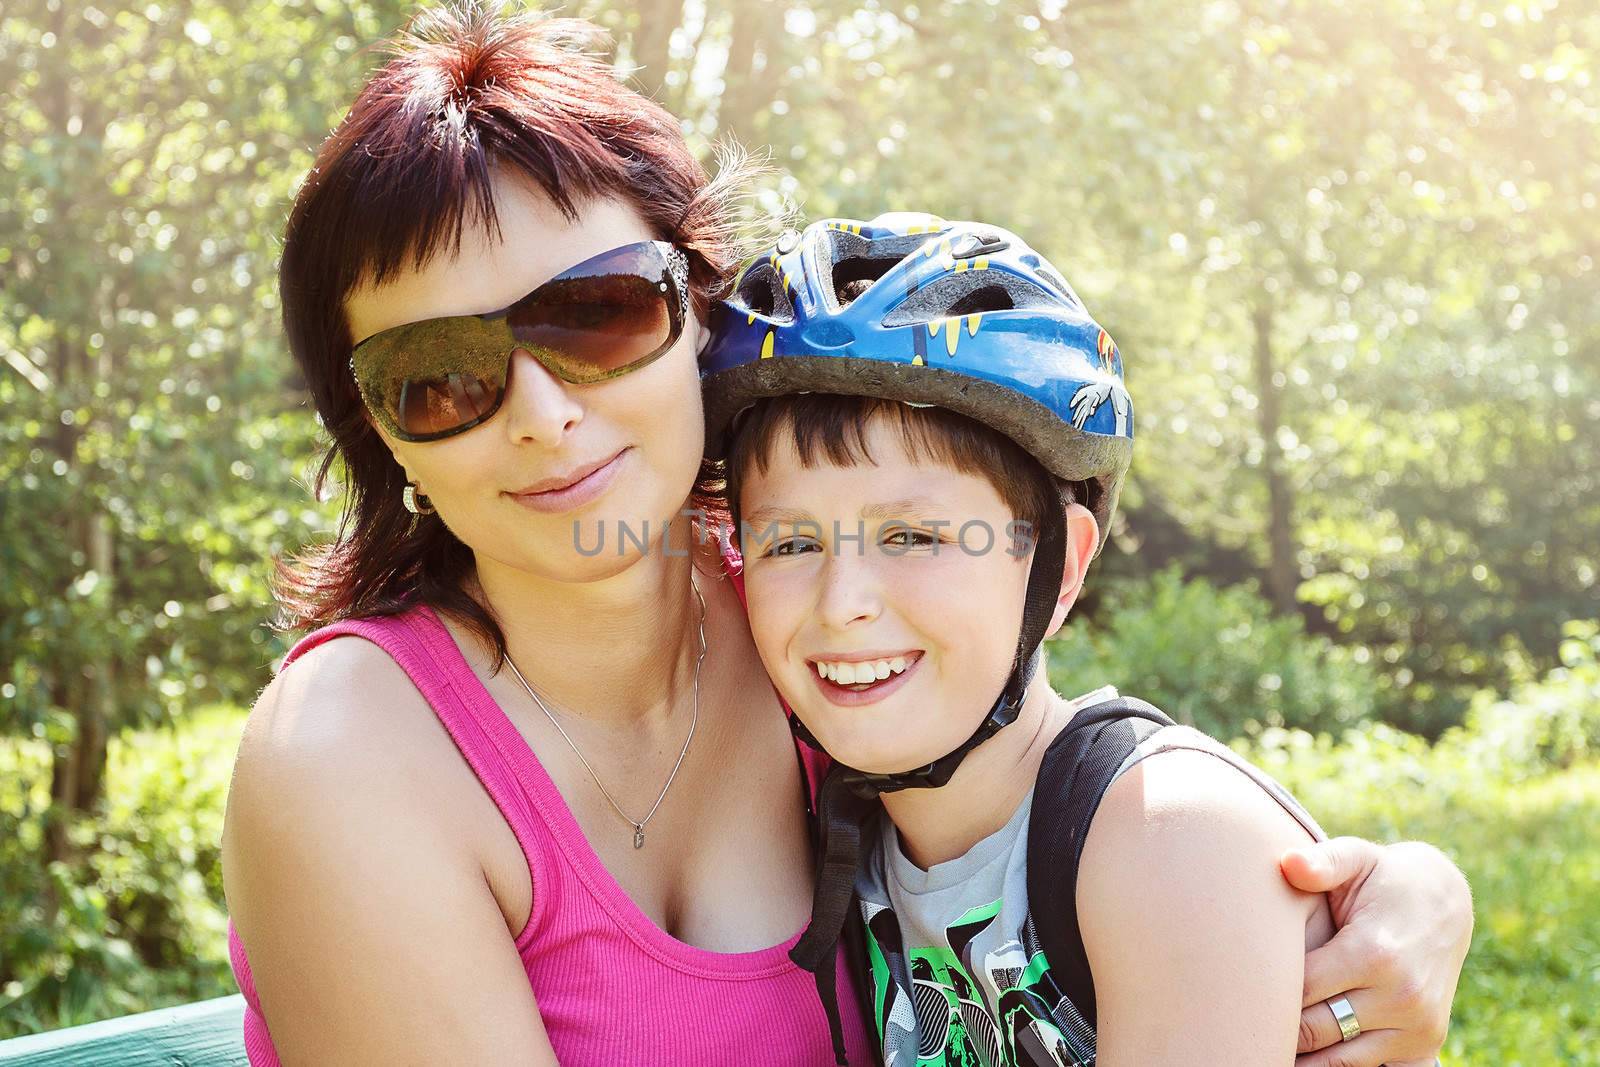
[1049, 566, 1386, 737]
[0, 0, 419, 856]
[0, 708, 244, 1034]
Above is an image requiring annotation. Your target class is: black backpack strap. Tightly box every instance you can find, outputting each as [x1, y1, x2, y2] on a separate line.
[839, 893, 887, 1067]
[1025, 694, 1175, 1029]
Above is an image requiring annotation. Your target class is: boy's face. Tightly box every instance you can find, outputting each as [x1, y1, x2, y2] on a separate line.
[738, 415, 1039, 775]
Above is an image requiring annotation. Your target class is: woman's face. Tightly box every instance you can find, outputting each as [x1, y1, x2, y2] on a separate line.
[344, 171, 707, 581]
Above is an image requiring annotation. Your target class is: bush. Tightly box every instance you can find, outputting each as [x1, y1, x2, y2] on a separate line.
[0, 706, 243, 1038]
[1049, 565, 1384, 738]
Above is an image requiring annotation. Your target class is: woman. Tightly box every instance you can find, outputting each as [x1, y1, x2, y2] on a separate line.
[221, 5, 1470, 1065]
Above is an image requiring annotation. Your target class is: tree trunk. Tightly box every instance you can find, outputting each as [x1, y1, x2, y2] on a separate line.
[628, 0, 684, 103]
[39, 1, 114, 876]
[717, 0, 765, 137]
[1253, 300, 1299, 615]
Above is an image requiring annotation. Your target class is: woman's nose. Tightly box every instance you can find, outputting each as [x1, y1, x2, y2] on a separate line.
[501, 349, 584, 445]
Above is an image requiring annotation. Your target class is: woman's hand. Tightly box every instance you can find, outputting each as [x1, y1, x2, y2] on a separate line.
[1281, 837, 1473, 1067]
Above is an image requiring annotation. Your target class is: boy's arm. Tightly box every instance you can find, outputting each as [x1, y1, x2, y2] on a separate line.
[1281, 838, 1471, 1066]
[1078, 749, 1333, 1067]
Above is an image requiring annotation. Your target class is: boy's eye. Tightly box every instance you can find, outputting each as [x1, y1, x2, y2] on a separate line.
[766, 536, 821, 558]
[882, 527, 938, 548]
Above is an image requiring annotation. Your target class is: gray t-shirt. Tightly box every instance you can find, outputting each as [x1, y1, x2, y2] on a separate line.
[855, 713, 1324, 1067]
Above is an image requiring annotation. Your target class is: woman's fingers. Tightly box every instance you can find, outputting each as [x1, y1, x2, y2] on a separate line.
[1293, 1026, 1404, 1067]
[1297, 990, 1378, 1053]
[1300, 922, 1374, 1007]
[1281, 837, 1383, 921]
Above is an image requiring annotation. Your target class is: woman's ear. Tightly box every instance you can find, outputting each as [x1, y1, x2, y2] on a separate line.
[1044, 503, 1100, 639]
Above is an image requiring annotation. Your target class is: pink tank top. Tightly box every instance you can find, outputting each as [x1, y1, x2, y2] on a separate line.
[226, 575, 871, 1064]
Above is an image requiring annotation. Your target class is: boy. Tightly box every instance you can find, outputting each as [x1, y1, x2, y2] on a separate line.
[699, 214, 1339, 1066]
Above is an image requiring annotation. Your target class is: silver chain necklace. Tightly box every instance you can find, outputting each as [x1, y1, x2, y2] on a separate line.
[503, 576, 707, 850]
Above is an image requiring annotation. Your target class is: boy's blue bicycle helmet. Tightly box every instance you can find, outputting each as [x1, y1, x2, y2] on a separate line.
[701, 213, 1137, 1065]
[702, 211, 1133, 549]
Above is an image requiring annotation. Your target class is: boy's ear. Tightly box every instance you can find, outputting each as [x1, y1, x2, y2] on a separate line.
[1043, 503, 1100, 639]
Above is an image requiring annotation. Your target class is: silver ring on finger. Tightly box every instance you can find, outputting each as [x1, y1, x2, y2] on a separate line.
[1325, 994, 1361, 1042]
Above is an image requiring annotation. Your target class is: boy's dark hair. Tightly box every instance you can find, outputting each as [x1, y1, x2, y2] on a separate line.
[722, 392, 1089, 543]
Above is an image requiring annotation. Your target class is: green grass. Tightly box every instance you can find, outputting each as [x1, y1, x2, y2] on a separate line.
[1252, 733, 1600, 1065]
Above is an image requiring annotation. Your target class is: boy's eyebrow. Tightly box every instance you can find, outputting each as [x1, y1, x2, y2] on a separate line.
[863, 497, 949, 522]
[741, 498, 954, 530]
[741, 498, 950, 529]
[739, 504, 817, 530]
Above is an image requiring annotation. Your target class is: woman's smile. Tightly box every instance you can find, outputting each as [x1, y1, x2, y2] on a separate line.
[504, 446, 631, 513]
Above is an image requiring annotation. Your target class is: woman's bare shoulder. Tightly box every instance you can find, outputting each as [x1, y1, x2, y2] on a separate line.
[225, 634, 452, 866]
[222, 635, 556, 1063]
[234, 634, 451, 781]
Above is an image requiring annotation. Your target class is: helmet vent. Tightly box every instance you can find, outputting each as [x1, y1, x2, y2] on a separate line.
[947, 285, 1014, 316]
[882, 273, 1064, 327]
[817, 226, 932, 311]
[732, 263, 795, 323]
[832, 257, 901, 307]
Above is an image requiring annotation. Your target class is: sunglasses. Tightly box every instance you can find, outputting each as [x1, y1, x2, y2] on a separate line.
[350, 240, 690, 442]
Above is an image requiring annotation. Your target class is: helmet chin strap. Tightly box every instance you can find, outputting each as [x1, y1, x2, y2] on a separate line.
[786, 502, 1068, 798]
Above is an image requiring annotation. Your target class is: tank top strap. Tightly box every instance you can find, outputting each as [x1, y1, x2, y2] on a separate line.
[1115, 724, 1327, 842]
[281, 608, 551, 947]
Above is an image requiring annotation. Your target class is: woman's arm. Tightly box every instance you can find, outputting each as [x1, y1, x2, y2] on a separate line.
[222, 640, 558, 1067]
[1077, 748, 1334, 1066]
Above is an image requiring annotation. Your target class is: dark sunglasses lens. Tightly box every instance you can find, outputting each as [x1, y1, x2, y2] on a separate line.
[394, 370, 502, 439]
[507, 245, 676, 380]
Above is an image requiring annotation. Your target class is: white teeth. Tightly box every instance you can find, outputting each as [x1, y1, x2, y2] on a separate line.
[814, 657, 915, 685]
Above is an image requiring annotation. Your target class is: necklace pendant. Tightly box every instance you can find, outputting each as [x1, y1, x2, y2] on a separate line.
[633, 825, 645, 850]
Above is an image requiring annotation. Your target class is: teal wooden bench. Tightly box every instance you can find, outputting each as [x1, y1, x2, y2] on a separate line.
[0, 995, 247, 1066]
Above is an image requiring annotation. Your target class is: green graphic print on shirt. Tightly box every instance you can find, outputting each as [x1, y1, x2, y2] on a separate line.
[860, 896, 1096, 1067]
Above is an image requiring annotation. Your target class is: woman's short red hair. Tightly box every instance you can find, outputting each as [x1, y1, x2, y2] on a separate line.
[275, 2, 752, 660]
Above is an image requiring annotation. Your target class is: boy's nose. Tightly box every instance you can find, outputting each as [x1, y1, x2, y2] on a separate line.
[816, 552, 882, 631]
[501, 348, 584, 446]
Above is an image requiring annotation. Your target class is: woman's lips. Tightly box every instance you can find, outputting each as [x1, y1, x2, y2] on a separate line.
[505, 448, 628, 513]
[808, 651, 924, 708]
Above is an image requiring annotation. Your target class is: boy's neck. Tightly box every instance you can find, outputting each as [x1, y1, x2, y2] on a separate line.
[877, 680, 1073, 871]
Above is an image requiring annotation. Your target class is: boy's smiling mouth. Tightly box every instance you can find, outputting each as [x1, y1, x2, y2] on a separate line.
[806, 650, 925, 706]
